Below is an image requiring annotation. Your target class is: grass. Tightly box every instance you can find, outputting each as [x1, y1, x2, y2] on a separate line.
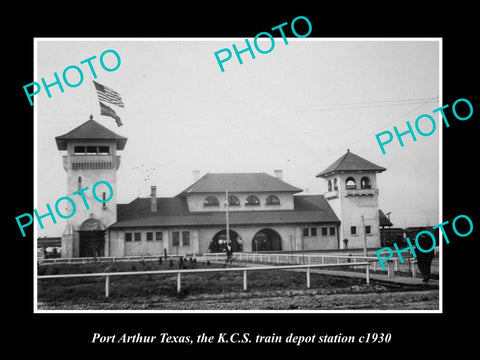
[37, 259, 367, 302]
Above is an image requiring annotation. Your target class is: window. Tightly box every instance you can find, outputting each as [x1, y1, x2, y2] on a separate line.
[156, 231, 163, 241]
[146, 232, 153, 241]
[346, 177, 356, 190]
[302, 228, 309, 237]
[73, 145, 110, 155]
[329, 227, 335, 236]
[327, 180, 332, 192]
[98, 146, 109, 155]
[172, 231, 180, 246]
[74, 146, 85, 154]
[227, 195, 240, 206]
[365, 226, 371, 234]
[182, 231, 190, 246]
[78, 176, 82, 191]
[361, 177, 371, 189]
[350, 226, 357, 235]
[333, 178, 338, 191]
[125, 232, 132, 242]
[245, 195, 260, 206]
[321, 227, 328, 236]
[311, 227, 317, 236]
[86, 146, 97, 155]
[265, 195, 280, 206]
[204, 196, 219, 207]
[134, 232, 141, 241]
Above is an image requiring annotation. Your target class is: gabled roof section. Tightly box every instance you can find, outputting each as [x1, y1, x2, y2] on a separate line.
[177, 172, 303, 196]
[379, 209, 393, 227]
[316, 150, 386, 178]
[55, 117, 128, 150]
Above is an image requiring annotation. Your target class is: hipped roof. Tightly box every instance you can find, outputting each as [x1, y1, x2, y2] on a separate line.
[55, 118, 127, 150]
[316, 150, 386, 178]
[178, 172, 303, 195]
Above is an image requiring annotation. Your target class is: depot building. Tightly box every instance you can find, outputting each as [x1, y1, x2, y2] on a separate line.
[56, 117, 387, 258]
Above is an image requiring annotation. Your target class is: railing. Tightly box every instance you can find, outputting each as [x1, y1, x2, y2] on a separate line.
[37, 262, 371, 298]
[38, 254, 194, 265]
[203, 252, 420, 278]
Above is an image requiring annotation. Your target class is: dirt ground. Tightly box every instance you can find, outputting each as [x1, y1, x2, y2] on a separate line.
[37, 286, 439, 311]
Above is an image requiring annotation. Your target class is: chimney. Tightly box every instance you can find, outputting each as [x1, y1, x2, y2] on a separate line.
[192, 170, 201, 183]
[150, 186, 157, 212]
[274, 169, 283, 181]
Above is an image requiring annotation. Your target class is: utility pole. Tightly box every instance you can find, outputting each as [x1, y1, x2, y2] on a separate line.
[361, 215, 368, 256]
[225, 189, 230, 247]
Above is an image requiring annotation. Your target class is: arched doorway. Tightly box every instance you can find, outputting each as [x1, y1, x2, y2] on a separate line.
[252, 228, 282, 252]
[209, 229, 243, 253]
[78, 218, 106, 257]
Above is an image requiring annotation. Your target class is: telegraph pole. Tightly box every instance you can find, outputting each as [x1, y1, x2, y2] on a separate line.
[361, 215, 368, 256]
[225, 189, 230, 246]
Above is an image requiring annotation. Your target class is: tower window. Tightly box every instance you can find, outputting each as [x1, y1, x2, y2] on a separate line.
[74, 146, 86, 154]
[327, 180, 332, 192]
[346, 177, 356, 190]
[86, 146, 97, 155]
[172, 231, 180, 246]
[361, 177, 371, 189]
[98, 146, 109, 155]
[333, 178, 338, 191]
[182, 231, 190, 246]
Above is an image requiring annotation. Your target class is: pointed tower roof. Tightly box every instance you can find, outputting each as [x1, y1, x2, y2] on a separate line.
[316, 149, 386, 178]
[55, 116, 127, 150]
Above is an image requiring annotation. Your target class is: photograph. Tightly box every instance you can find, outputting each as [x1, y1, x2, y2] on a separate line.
[34, 38, 441, 312]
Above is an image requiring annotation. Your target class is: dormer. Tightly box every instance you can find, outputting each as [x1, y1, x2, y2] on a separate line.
[177, 172, 303, 212]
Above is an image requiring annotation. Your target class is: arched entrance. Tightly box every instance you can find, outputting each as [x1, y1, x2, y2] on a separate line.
[78, 218, 106, 257]
[209, 229, 243, 253]
[252, 228, 282, 252]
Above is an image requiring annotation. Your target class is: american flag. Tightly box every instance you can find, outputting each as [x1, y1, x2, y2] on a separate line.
[93, 80, 125, 107]
[99, 101, 123, 127]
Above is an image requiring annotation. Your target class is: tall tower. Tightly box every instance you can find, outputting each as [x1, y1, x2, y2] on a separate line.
[55, 116, 127, 258]
[316, 150, 386, 250]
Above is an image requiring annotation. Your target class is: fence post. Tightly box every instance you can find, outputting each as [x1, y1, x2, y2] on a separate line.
[306, 267, 311, 289]
[373, 261, 377, 272]
[243, 270, 247, 291]
[177, 272, 181, 293]
[366, 263, 370, 284]
[105, 275, 110, 298]
[412, 260, 416, 278]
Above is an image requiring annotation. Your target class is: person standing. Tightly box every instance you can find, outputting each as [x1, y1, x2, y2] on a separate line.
[416, 232, 435, 282]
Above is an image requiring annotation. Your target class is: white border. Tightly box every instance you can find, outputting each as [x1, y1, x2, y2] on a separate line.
[33, 37, 443, 314]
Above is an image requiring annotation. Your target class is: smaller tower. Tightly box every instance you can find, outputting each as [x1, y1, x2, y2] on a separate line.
[55, 116, 127, 258]
[316, 150, 386, 250]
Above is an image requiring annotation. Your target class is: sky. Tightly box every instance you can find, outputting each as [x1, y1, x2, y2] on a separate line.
[35, 38, 440, 237]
